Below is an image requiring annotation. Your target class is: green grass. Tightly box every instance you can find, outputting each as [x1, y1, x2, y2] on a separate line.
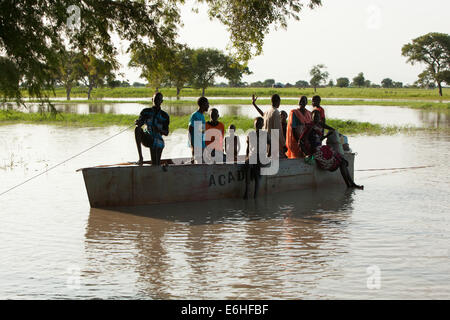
[0, 110, 420, 136]
[21, 97, 450, 110]
[20, 86, 449, 100]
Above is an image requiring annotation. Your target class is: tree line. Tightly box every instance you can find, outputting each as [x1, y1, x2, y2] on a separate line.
[55, 32, 449, 99]
[253, 32, 449, 95]
[53, 46, 250, 100]
[245, 72, 407, 90]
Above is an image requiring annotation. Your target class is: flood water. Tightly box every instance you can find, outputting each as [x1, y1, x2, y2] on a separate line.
[0, 104, 449, 299]
[13, 101, 450, 128]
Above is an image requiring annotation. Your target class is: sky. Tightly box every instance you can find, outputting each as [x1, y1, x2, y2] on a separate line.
[118, 0, 450, 86]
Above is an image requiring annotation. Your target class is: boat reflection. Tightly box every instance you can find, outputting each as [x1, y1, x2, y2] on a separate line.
[84, 187, 356, 299]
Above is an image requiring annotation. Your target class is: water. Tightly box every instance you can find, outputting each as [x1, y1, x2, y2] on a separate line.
[0, 106, 449, 299]
[11, 102, 450, 128]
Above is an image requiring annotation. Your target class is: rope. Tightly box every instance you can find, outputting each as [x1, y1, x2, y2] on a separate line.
[1, 131, 435, 198]
[0, 125, 134, 197]
[356, 165, 434, 172]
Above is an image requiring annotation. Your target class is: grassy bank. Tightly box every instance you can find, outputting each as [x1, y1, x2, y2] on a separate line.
[0, 110, 408, 136]
[21, 98, 450, 110]
[20, 86, 449, 100]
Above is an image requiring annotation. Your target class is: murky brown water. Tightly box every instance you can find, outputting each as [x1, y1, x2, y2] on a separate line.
[0, 107, 449, 299]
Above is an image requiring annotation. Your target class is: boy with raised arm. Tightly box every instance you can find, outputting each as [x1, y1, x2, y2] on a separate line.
[251, 94, 287, 158]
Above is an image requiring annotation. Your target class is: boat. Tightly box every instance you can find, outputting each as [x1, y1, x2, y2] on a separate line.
[79, 153, 355, 208]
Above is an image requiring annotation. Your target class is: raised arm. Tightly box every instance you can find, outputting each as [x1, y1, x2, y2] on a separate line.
[251, 94, 264, 117]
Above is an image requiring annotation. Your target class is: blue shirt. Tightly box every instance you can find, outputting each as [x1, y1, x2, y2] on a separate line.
[138, 107, 170, 149]
[189, 111, 206, 148]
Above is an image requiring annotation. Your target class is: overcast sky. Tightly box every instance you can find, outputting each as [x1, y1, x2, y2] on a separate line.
[118, 0, 450, 86]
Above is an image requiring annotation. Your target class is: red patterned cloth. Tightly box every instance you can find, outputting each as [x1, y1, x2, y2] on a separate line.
[314, 145, 342, 172]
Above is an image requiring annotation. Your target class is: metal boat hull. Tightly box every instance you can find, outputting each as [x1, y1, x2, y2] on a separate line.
[81, 154, 355, 207]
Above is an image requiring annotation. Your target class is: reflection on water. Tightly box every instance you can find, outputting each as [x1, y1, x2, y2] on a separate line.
[11, 102, 450, 128]
[0, 123, 449, 299]
[84, 188, 355, 299]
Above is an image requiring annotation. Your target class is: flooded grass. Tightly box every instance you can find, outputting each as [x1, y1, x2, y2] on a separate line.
[20, 87, 449, 100]
[0, 110, 415, 135]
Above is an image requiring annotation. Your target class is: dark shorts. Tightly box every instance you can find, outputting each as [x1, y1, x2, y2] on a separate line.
[141, 133, 154, 148]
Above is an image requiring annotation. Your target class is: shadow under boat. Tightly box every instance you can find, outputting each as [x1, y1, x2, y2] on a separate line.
[86, 185, 355, 228]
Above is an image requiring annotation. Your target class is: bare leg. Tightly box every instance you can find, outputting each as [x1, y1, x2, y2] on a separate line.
[254, 172, 260, 199]
[190, 147, 195, 164]
[134, 127, 144, 165]
[150, 147, 163, 166]
[339, 162, 364, 189]
[243, 164, 250, 199]
[339, 164, 352, 187]
[156, 148, 163, 166]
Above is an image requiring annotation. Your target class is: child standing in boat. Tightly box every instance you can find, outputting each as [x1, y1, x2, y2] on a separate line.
[205, 108, 225, 159]
[224, 124, 241, 163]
[188, 97, 209, 163]
[312, 95, 326, 134]
[244, 117, 266, 199]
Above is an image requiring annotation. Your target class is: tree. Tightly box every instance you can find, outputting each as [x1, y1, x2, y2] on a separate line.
[336, 77, 350, 88]
[328, 80, 334, 87]
[250, 81, 264, 87]
[1, 0, 322, 105]
[223, 59, 252, 88]
[129, 44, 172, 92]
[393, 81, 403, 88]
[107, 79, 123, 88]
[352, 72, 365, 87]
[190, 48, 249, 96]
[381, 78, 394, 88]
[402, 32, 450, 96]
[166, 46, 195, 99]
[263, 79, 276, 87]
[79, 55, 117, 100]
[201, 0, 322, 61]
[309, 64, 329, 92]
[0, 0, 180, 104]
[54, 50, 84, 100]
[364, 80, 371, 87]
[414, 69, 437, 89]
[0, 57, 21, 103]
[295, 80, 309, 88]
